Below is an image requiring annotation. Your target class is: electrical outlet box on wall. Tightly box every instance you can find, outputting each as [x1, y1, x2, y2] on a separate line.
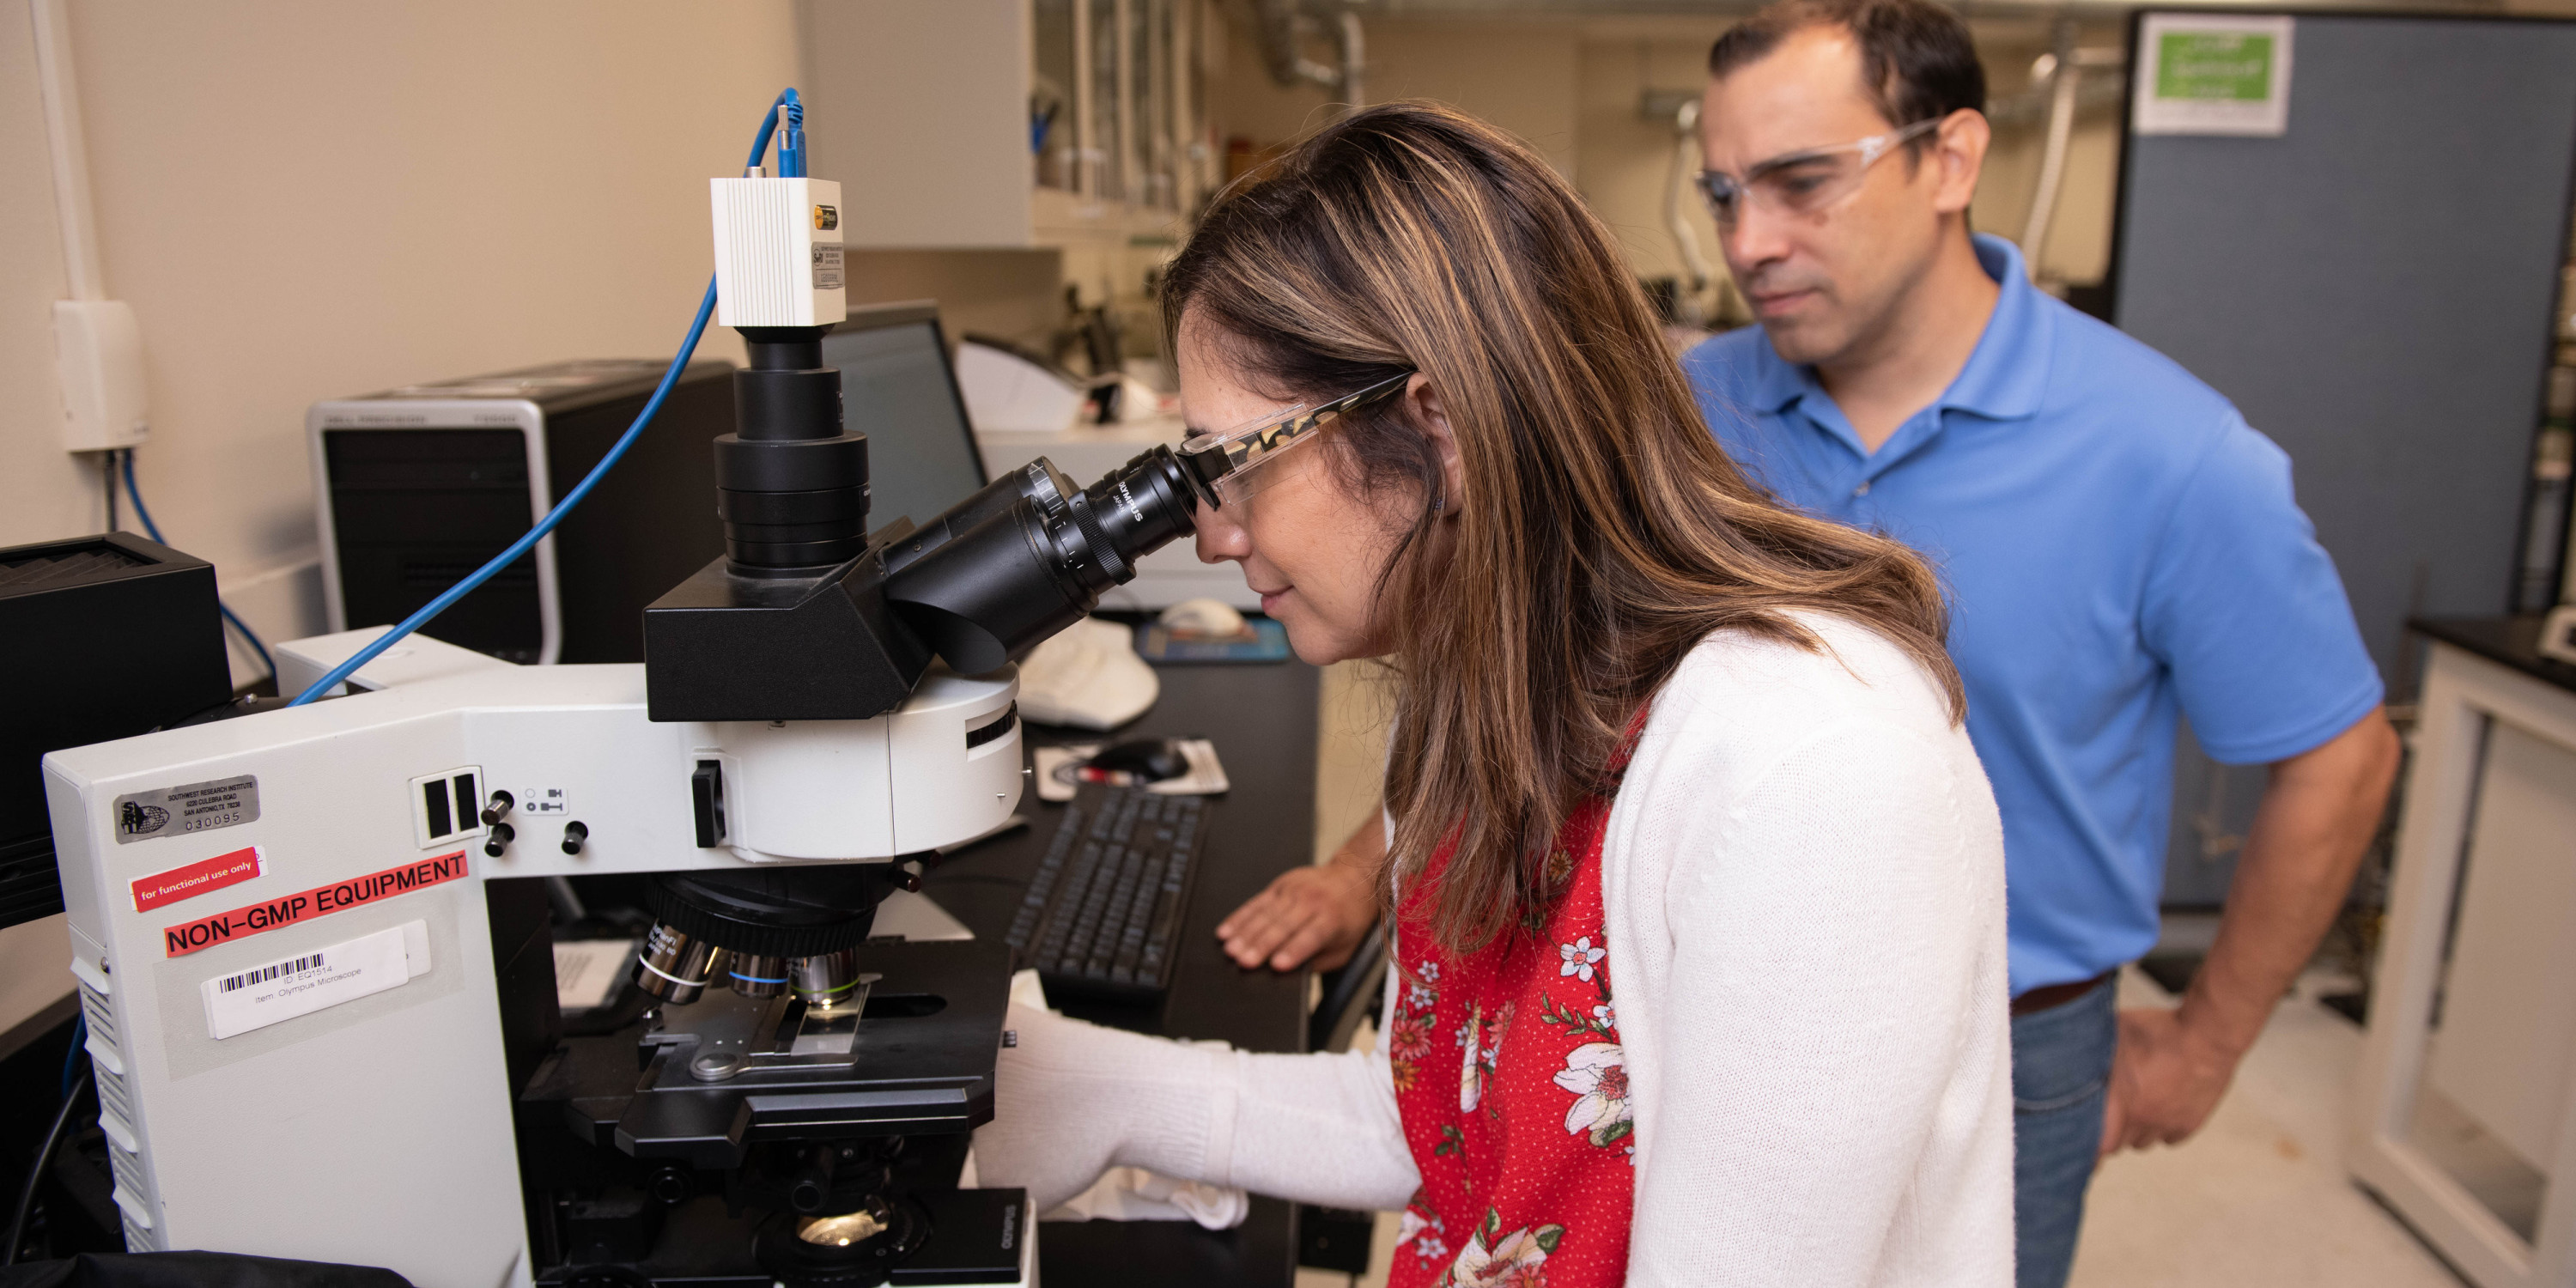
[54, 299, 149, 452]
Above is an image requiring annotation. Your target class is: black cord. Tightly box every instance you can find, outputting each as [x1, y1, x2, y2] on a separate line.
[5, 1067, 90, 1266]
[101, 450, 118, 535]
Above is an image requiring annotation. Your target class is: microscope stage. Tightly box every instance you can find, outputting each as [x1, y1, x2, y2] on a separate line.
[530, 938, 1012, 1170]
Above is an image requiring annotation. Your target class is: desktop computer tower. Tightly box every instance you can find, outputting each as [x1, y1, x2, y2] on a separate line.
[308, 359, 734, 665]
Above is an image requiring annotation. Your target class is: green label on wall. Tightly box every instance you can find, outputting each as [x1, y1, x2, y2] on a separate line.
[2155, 32, 2275, 102]
[2136, 15, 2293, 136]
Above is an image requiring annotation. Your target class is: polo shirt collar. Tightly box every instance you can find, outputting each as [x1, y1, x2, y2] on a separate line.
[1939, 234, 2050, 422]
[1744, 331, 1814, 414]
[1740, 231, 2054, 426]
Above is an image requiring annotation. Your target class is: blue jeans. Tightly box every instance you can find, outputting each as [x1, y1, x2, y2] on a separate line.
[2012, 976, 2117, 1288]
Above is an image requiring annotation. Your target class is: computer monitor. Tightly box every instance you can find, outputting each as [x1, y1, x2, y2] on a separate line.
[822, 301, 989, 532]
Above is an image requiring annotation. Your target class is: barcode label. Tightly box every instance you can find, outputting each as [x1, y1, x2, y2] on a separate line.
[199, 921, 431, 1040]
[218, 953, 325, 993]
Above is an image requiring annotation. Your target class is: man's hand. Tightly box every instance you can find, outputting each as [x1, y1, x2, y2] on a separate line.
[2099, 708, 2398, 1160]
[2099, 1006, 2241, 1157]
[1217, 811, 1386, 971]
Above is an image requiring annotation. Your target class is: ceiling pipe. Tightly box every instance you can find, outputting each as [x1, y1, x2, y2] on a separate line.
[1251, 0, 1367, 108]
[1339, 10, 1367, 110]
[2017, 16, 2081, 271]
[30, 0, 103, 302]
[1665, 98, 1715, 304]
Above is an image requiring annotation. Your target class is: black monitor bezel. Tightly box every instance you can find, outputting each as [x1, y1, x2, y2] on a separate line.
[826, 300, 991, 492]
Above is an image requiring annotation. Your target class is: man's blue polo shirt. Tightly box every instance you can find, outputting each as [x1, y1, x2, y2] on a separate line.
[1682, 234, 2383, 994]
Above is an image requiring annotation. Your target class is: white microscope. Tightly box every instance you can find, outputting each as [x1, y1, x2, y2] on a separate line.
[39, 118, 1217, 1287]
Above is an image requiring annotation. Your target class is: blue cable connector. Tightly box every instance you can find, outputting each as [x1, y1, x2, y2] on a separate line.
[751, 87, 805, 179]
[778, 88, 806, 179]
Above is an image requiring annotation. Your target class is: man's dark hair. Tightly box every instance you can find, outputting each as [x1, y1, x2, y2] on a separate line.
[1708, 0, 1986, 135]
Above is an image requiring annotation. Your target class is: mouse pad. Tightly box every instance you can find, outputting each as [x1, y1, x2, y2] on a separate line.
[1133, 617, 1291, 664]
[1032, 740, 1230, 801]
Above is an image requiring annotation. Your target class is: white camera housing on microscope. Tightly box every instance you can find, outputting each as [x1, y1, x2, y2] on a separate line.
[709, 175, 846, 329]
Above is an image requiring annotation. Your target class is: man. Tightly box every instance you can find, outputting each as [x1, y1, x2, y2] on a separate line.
[1219, 3, 2397, 1282]
[1682, 2, 2397, 1283]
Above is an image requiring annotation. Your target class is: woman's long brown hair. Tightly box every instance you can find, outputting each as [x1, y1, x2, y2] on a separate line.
[1161, 101, 1964, 955]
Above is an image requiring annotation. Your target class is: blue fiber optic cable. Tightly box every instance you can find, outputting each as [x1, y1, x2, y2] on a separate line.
[121, 450, 277, 683]
[287, 89, 805, 707]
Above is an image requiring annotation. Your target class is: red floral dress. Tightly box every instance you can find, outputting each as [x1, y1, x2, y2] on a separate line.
[1384, 718, 1645, 1288]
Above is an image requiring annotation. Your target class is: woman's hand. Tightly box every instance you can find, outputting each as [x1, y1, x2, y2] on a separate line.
[972, 999, 1238, 1212]
[1216, 820, 1382, 970]
[971, 1003, 1129, 1212]
[975, 987, 1424, 1217]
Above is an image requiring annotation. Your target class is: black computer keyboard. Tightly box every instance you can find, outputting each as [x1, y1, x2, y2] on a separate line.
[1005, 786, 1206, 1003]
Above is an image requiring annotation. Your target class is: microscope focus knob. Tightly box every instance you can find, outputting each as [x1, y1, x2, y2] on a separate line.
[786, 1145, 839, 1213]
[483, 822, 514, 858]
[480, 790, 515, 827]
[561, 821, 589, 855]
[648, 1166, 695, 1205]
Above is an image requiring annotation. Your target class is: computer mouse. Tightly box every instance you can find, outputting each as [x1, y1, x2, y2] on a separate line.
[1158, 597, 1248, 637]
[1084, 738, 1192, 783]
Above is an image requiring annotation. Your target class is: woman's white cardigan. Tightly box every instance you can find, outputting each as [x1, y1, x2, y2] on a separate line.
[973, 613, 2015, 1285]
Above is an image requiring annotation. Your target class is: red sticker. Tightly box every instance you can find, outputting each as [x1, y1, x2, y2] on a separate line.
[162, 852, 469, 957]
[131, 846, 265, 912]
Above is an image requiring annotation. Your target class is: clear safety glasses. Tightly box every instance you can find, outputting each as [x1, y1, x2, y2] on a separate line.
[1694, 118, 1941, 228]
[1176, 370, 1414, 507]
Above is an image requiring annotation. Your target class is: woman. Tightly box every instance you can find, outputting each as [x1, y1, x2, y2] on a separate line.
[972, 102, 2012, 1286]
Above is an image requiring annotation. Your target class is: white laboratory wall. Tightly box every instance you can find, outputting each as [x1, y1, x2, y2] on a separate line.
[1574, 33, 1728, 291]
[1368, 22, 1585, 176]
[799, 0, 1034, 247]
[1212, 17, 1583, 179]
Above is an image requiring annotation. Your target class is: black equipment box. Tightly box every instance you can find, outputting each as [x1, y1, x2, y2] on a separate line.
[0, 533, 234, 930]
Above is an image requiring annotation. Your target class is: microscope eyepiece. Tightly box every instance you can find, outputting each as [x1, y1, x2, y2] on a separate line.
[647, 358, 1208, 718]
[882, 447, 1204, 675]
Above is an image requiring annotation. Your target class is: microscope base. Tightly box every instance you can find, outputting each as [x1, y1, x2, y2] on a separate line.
[533, 1186, 1034, 1287]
